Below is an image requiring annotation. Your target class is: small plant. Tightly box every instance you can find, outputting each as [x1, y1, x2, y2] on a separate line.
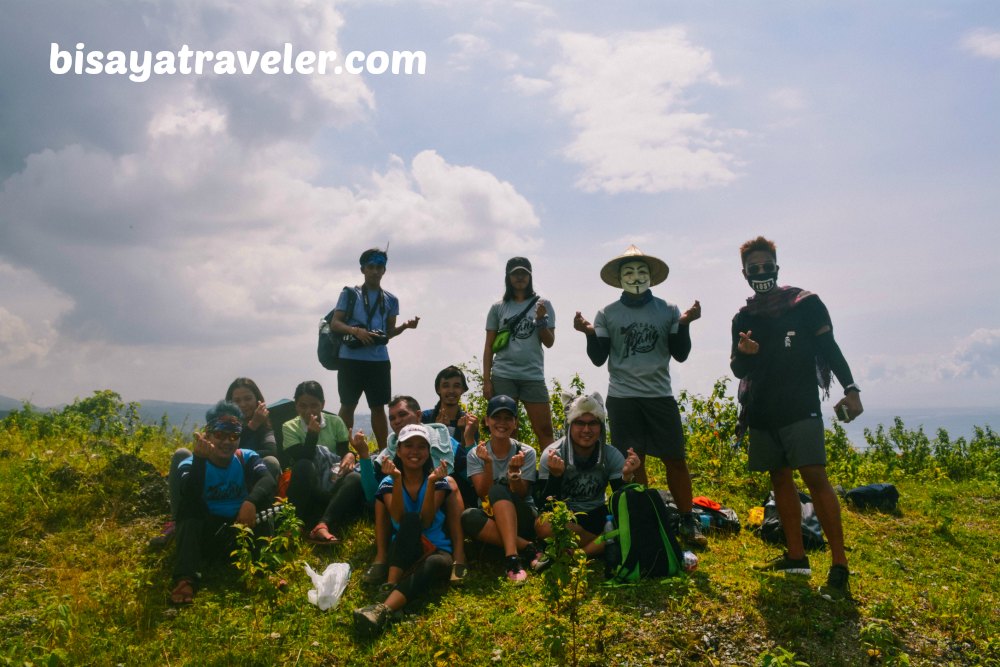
[537, 499, 591, 666]
[860, 620, 911, 665]
[232, 500, 305, 595]
[757, 646, 810, 666]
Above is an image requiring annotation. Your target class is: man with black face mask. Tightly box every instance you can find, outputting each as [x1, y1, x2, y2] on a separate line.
[731, 236, 863, 601]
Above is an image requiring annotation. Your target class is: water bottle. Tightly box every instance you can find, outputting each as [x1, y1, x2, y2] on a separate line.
[603, 514, 620, 579]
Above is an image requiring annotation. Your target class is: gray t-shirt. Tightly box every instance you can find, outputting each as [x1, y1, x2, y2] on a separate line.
[466, 439, 538, 507]
[594, 296, 681, 397]
[539, 437, 624, 513]
[486, 297, 555, 381]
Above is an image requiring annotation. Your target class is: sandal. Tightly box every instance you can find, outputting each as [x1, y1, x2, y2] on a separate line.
[450, 562, 468, 585]
[363, 562, 388, 585]
[306, 522, 340, 545]
[170, 578, 195, 605]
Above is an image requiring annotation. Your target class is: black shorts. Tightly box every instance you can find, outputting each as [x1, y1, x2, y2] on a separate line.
[606, 395, 685, 460]
[337, 359, 391, 408]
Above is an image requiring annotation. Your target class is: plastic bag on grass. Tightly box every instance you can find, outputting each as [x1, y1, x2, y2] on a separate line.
[305, 562, 351, 610]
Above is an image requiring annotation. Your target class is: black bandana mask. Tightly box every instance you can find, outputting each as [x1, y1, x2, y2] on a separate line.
[747, 271, 778, 294]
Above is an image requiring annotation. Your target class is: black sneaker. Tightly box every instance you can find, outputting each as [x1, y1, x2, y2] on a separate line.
[820, 564, 852, 600]
[520, 544, 543, 570]
[679, 513, 708, 548]
[505, 556, 528, 584]
[353, 603, 391, 635]
[753, 552, 812, 576]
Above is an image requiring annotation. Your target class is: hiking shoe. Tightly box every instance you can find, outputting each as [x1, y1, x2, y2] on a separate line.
[679, 513, 708, 549]
[450, 562, 468, 585]
[353, 603, 391, 635]
[148, 521, 176, 549]
[362, 562, 388, 585]
[531, 554, 552, 573]
[505, 556, 528, 584]
[520, 544, 543, 570]
[753, 552, 812, 576]
[819, 564, 852, 600]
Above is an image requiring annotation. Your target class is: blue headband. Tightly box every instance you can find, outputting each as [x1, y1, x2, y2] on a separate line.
[210, 417, 243, 434]
[362, 252, 387, 267]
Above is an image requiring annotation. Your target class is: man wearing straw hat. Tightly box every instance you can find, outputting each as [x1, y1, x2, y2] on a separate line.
[573, 245, 707, 548]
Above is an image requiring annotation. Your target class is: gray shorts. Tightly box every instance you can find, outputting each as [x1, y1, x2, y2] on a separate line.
[491, 376, 549, 404]
[748, 417, 826, 472]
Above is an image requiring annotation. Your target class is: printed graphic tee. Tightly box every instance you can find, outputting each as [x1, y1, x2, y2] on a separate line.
[594, 297, 681, 398]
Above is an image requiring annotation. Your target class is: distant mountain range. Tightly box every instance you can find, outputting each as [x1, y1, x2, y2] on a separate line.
[1, 394, 992, 446]
[0, 395, 372, 435]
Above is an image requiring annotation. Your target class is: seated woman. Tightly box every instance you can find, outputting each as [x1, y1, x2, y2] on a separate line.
[154, 376, 279, 548]
[353, 424, 453, 634]
[170, 401, 277, 604]
[282, 380, 372, 544]
[225, 377, 281, 478]
[460, 395, 541, 584]
[421, 365, 479, 509]
[535, 392, 640, 557]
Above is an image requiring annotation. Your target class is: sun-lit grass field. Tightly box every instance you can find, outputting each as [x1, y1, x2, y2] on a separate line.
[1, 381, 997, 666]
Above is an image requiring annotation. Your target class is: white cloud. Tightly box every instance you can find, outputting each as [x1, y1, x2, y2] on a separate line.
[768, 87, 807, 112]
[0, 307, 55, 366]
[865, 328, 1000, 384]
[960, 28, 1000, 59]
[507, 74, 552, 96]
[547, 28, 743, 194]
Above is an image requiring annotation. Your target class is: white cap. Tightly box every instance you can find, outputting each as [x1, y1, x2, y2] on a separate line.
[398, 423, 432, 443]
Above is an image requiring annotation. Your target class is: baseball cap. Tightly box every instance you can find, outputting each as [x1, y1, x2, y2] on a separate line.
[398, 423, 432, 443]
[505, 257, 532, 275]
[487, 395, 518, 417]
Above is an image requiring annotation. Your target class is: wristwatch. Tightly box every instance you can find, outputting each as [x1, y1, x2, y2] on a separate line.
[844, 383, 861, 394]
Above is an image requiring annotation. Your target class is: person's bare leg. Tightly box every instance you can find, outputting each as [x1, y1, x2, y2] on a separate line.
[370, 405, 389, 451]
[445, 478, 466, 565]
[523, 401, 555, 447]
[799, 464, 848, 566]
[771, 467, 806, 560]
[663, 458, 694, 513]
[339, 403, 356, 433]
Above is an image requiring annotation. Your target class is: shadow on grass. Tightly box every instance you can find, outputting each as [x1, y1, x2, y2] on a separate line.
[754, 571, 863, 666]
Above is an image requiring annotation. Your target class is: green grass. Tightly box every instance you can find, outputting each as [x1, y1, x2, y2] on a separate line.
[0, 388, 998, 666]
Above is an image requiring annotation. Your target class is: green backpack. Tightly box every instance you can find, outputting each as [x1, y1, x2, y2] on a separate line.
[600, 483, 683, 583]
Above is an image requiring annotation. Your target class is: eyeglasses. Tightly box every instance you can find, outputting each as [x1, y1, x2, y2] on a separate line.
[210, 431, 240, 443]
[571, 419, 601, 430]
[746, 262, 776, 276]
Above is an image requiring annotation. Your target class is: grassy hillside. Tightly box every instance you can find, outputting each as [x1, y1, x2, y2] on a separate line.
[0, 386, 997, 666]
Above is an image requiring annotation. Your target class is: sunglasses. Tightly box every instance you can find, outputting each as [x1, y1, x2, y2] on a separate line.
[210, 431, 240, 443]
[571, 419, 602, 430]
[746, 262, 776, 276]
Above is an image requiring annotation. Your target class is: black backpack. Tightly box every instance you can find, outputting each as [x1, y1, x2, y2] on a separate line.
[845, 483, 899, 511]
[317, 287, 357, 371]
[759, 491, 826, 550]
[602, 484, 683, 583]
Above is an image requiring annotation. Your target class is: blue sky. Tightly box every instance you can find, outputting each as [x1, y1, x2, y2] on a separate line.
[1, 1, 998, 420]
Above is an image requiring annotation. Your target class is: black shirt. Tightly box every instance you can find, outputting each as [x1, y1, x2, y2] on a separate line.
[731, 296, 831, 429]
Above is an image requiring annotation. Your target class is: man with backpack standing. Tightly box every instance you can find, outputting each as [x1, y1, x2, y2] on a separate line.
[573, 245, 707, 549]
[329, 248, 419, 450]
[730, 236, 863, 600]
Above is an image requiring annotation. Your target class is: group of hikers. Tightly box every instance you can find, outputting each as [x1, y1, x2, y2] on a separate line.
[156, 237, 864, 634]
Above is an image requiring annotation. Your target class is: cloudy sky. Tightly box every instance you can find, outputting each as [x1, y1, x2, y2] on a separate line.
[1, 1, 998, 420]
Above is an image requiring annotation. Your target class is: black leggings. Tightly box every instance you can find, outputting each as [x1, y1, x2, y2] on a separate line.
[286, 460, 364, 528]
[388, 512, 452, 602]
[173, 513, 271, 582]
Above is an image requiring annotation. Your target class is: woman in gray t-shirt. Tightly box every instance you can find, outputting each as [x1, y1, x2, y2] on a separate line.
[482, 257, 556, 447]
